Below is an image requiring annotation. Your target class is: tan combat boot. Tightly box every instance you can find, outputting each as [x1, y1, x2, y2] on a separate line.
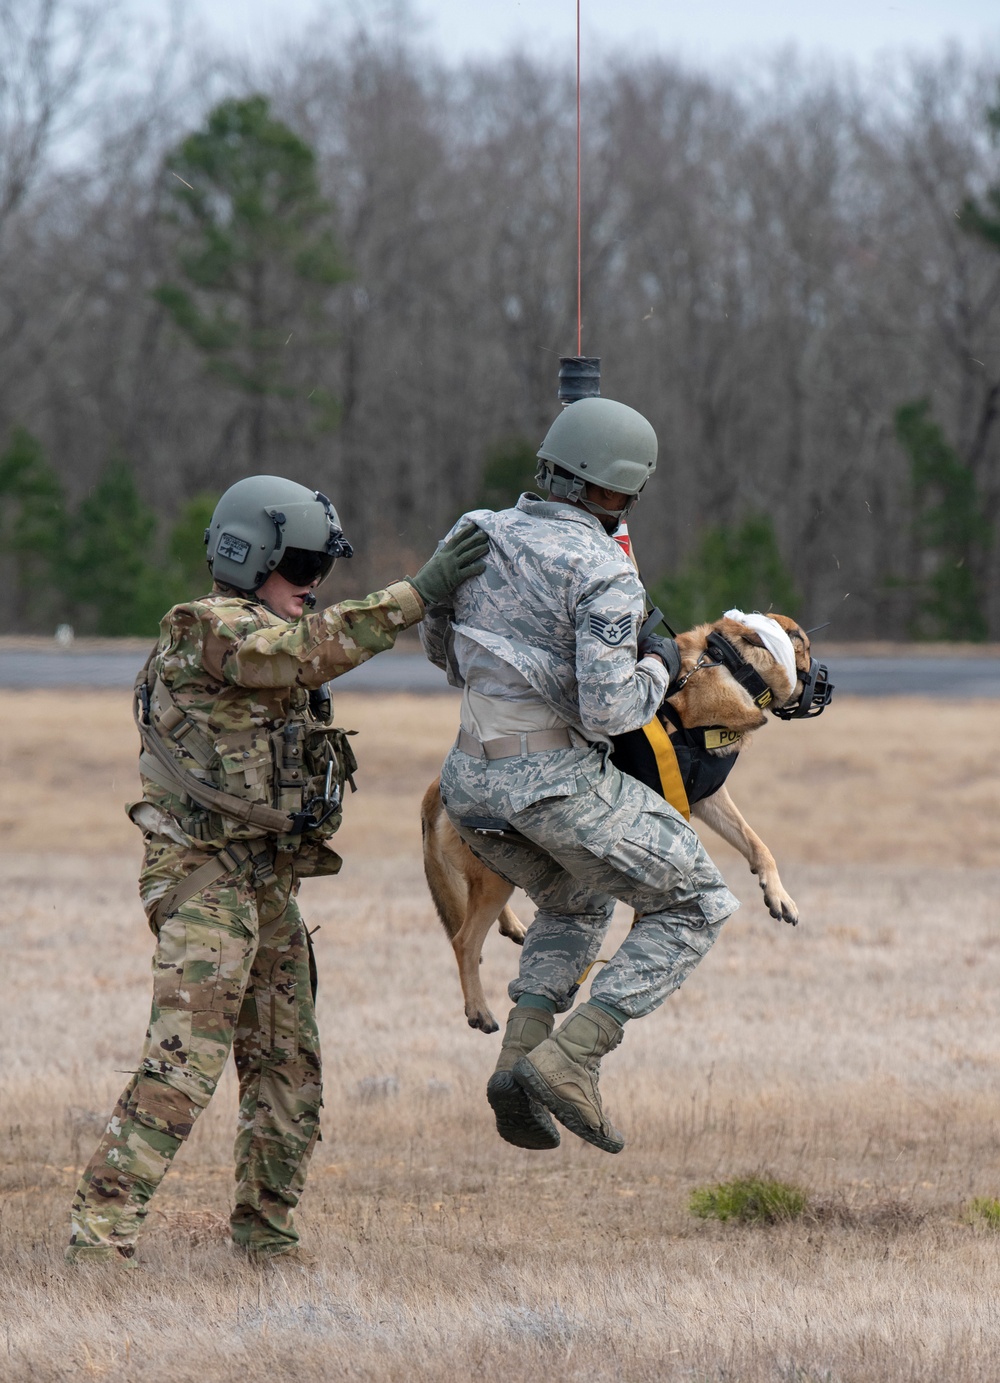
[486, 1006, 560, 1150]
[512, 1002, 625, 1154]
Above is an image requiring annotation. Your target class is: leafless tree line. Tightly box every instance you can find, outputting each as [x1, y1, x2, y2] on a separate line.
[2, 0, 999, 636]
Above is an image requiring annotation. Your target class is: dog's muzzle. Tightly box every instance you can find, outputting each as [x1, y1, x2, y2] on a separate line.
[773, 657, 835, 720]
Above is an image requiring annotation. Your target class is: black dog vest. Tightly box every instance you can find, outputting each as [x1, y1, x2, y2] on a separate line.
[611, 704, 739, 818]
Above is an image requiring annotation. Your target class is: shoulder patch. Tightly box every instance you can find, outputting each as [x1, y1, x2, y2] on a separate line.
[588, 612, 634, 648]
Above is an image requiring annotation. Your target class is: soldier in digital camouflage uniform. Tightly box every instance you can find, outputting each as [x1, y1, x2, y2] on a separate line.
[421, 398, 739, 1155]
[67, 475, 488, 1264]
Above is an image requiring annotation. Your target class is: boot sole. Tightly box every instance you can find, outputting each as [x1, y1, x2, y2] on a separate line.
[511, 1057, 624, 1154]
[486, 1071, 561, 1150]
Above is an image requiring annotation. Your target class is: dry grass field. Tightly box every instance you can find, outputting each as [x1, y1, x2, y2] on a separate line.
[1, 685, 1000, 1381]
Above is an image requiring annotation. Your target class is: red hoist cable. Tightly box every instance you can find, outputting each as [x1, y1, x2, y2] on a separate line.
[558, 2, 599, 409]
[560, 6, 634, 561]
[576, 0, 582, 357]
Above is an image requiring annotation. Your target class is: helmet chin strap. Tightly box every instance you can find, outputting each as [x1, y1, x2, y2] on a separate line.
[575, 493, 638, 530]
[537, 460, 639, 531]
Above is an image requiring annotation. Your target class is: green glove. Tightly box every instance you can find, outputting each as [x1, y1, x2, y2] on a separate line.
[409, 523, 490, 605]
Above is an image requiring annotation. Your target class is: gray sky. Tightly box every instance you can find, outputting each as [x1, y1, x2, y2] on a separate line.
[184, 0, 1000, 68]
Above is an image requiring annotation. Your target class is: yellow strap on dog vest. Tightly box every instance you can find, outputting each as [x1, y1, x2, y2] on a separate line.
[574, 721, 691, 987]
[640, 716, 690, 821]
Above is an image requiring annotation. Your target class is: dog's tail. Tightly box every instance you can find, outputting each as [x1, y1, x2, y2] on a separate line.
[420, 777, 468, 942]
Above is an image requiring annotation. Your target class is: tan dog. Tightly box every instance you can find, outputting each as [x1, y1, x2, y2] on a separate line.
[421, 613, 819, 1033]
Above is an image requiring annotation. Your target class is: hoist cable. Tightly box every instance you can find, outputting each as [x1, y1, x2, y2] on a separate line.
[576, 0, 582, 355]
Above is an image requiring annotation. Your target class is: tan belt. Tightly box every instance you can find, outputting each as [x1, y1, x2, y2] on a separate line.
[456, 727, 573, 760]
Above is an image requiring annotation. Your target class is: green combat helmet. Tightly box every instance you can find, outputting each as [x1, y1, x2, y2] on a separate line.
[206, 475, 353, 593]
[535, 397, 657, 522]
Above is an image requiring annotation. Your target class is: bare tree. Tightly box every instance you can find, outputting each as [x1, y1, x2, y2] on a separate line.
[2, 24, 1000, 636]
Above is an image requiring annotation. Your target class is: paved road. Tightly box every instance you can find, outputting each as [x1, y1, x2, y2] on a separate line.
[1, 649, 999, 696]
[821, 656, 1000, 698]
[0, 649, 454, 692]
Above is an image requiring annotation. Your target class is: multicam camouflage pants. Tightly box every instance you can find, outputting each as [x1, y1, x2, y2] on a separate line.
[439, 744, 739, 1019]
[67, 837, 321, 1261]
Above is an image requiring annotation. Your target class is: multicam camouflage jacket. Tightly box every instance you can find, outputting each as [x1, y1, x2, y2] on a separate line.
[419, 494, 668, 744]
[131, 580, 424, 863]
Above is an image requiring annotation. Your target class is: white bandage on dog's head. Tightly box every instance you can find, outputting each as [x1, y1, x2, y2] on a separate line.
[723, 609, 797, 693]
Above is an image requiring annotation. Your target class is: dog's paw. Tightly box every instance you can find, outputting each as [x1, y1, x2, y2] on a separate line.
[760, 879, 799, 927]
[467, 1009, 500, 1034]
[777, 897, 799, 927]
[498, 915, 527, 946]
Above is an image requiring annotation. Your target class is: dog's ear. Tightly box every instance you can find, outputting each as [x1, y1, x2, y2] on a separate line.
[734, 628, 766, 650]
[766, 612, 808, 648]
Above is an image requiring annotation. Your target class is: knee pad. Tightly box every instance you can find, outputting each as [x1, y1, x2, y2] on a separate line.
[129, 1074, 201, 1140]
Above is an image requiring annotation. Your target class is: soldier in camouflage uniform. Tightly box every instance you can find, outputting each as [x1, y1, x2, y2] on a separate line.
[421, 399, 739, 1155]
[67, 476, 487, 1264]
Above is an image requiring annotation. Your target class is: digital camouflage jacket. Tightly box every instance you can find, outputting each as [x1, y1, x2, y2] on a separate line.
[420, 494, 668, 744]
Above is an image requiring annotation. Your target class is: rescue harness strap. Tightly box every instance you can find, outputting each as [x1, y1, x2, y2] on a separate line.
[152, 838, 277, 930]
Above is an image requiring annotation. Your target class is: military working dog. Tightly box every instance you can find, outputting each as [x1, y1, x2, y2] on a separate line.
[421, 612, 827, 1033]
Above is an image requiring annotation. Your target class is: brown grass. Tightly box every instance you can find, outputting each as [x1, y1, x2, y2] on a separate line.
[1, 690, 1000, 1381]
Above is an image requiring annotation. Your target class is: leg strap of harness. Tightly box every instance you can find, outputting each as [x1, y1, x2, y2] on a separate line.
[153, 841, 276, 929]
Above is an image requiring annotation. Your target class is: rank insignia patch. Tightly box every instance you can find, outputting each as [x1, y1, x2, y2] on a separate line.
[589, 613, 634, 647]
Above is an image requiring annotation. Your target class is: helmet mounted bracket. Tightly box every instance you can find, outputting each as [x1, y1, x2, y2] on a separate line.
[264, 508, 288, 572]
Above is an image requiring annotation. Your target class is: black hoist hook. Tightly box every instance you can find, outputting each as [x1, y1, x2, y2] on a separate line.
[558, 356, 601, 406]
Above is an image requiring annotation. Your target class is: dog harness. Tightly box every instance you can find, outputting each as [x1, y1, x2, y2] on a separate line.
[610, 704, 740, 820]
[610, 627, 768, 817]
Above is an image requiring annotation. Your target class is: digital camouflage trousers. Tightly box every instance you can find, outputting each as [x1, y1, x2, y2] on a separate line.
[439, 744, 740, 1020]
[67, 837, 321, 1261]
